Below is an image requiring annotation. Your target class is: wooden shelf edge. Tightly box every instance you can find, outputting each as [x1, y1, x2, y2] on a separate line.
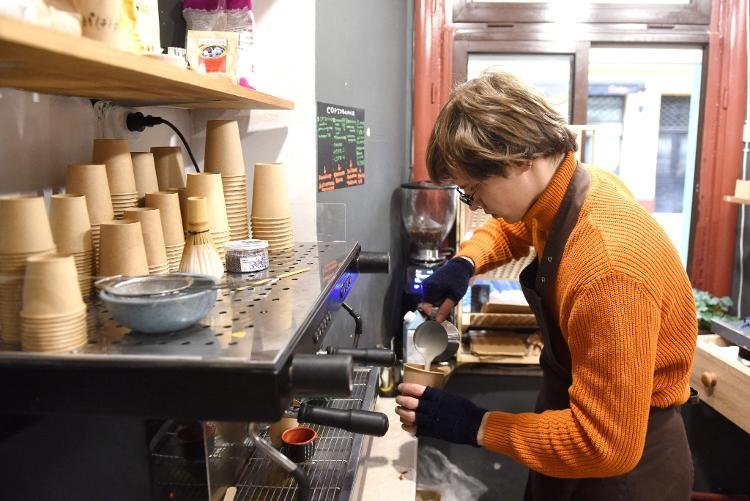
[723, 195, 750, 205]
[0, 16, 294, 110]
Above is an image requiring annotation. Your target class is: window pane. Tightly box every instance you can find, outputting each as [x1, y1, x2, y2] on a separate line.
[467, 53, 573, 121]
[587, 47, 703, 266]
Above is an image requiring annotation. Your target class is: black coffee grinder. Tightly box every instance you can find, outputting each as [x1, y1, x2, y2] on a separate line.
[399, 181, 457, 315]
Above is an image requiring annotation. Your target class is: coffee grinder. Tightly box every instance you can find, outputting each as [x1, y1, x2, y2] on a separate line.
[399, 181, 457, 363]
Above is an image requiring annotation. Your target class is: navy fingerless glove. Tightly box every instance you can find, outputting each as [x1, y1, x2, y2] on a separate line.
[415, 386, 488, 447]
[421, 257, 474, 305]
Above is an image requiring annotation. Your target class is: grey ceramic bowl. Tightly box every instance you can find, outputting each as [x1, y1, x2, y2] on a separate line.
[99, 274, 218, 333]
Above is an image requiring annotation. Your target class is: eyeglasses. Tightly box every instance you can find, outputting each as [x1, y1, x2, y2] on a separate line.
[456, 184, 479, 206]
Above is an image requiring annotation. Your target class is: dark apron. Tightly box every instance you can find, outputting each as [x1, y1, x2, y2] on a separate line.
[520, 164, 693, 501]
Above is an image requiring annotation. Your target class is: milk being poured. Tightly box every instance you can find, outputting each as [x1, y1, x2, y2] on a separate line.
[413, 320, 450, 371]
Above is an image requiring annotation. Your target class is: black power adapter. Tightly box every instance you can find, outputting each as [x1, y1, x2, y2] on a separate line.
[125, 112, 200, 173]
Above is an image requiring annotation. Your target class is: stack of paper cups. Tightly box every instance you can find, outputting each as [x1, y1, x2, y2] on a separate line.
[144, 191, 185, 272]
[151, 146, 187, 191]
[93, 139, 138, 218]
[204, 120, 250, 241]
[0, 196, 57, 345]
[48, 194, 94, 301]
[98, 220, 149, 277]
[21, 254, 87, 353]
[123, 207, 169, 275]
[185, 173, 231, 261]
[65, 164, 115, 273]
[131, 152, 160, 206]
[250, 163, 293, 251]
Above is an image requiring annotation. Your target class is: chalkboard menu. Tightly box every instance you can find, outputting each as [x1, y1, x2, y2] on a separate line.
[317, 102, 365, 192]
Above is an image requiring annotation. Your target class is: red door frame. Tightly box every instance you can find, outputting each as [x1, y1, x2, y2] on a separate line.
[412, 0, 747, 295]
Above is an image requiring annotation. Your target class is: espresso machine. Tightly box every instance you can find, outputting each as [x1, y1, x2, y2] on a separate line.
[399, 182, 458, 364]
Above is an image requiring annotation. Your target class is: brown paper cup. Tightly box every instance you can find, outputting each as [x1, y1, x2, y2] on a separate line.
[123, 208, 168, 269]
[166, 188, 188, 232]
[21, 254, 85, 317]
[98, 221, 149, 277]
[144, 192, 185, 246]
[268, 417, 299, 448]
[151, 146, 187, 190]
[0, 195, 56, 255]
[251, 163, 291, 218]
[75, 0, 121, 47]
[403, 363, 451, 389]
[185, 173, 230, 234]
[66, 164, 115, 224]
[204, 120, 246, 176]
[131, 152, 160, 198]
[49, 194, 92, 254]
[92, 139, 137, 195]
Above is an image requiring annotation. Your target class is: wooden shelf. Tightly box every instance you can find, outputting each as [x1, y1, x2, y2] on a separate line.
[724, 195, 750, 205]
[0, 16, 294, 110]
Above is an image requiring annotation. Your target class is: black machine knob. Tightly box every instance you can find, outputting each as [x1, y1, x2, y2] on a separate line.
[290, 354, 353, 396]
[297, 404, 389, 437]
[354, 252, 390, 274]
[325, 347, 397, 367]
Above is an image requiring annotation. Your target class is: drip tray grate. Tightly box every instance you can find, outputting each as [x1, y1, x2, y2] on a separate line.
[234, 367, 378, 501]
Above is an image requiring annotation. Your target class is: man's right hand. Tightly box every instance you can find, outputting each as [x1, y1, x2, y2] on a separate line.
[419, 256, 474, 322]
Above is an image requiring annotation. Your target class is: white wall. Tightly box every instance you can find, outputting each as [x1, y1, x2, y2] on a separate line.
[190, 0, 317, 241]
[0, 89, 193, 196]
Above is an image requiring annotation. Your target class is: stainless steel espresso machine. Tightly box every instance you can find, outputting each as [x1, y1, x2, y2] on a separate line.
[0, 242, 392, 501]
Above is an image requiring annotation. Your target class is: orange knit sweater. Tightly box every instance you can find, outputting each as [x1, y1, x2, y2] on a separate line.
[458, 152, 697, 478]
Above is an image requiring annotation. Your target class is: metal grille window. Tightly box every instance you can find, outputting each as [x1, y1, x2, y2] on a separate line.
[656, 95, 691, 212]
[587, 96, 625, 124]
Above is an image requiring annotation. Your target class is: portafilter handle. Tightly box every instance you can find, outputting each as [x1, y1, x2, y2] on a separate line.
[296, 403, 389, 437]
[290, 354, 353, 396]
[325, 346, 397, 367]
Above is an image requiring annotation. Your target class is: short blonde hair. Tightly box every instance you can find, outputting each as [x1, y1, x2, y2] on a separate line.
[426, 71, 577, 183]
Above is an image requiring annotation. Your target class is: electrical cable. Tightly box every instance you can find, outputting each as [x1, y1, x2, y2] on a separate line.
[125, 112, 200, 173]
[737, 1, 750, 317]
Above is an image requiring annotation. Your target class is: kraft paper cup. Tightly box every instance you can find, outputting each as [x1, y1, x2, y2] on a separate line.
[0, 195, 56, 255]
[49, 194, 92, 254]
[251, 163, 291, 219]
[151, 146, 187, 190]
[98, 221, 149, 277]
[93, 139, 137, 195]
[185, 173, 230, 234]
[403, 363, 451, 389]
[21, 254, 85, 317]
[66, 164, 115, 224]
[166, 188, 188, 232]
[204, 120, 246, 177]
[123, 208, 168, 270]
[131, 152, 160, 199]
[75, 0, 121, 47]
[145, 192, 185, 246]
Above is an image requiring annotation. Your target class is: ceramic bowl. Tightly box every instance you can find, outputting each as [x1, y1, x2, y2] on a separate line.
[99, 274, 217, 333]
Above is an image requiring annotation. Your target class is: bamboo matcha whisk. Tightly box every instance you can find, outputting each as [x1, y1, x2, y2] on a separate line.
[179, 196, 224, 280]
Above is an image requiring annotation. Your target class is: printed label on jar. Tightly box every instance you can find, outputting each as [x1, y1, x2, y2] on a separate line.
[239, 256, 255, 272]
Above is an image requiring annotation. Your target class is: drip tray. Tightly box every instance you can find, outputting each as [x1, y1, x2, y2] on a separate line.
[151, 367, 379, 501]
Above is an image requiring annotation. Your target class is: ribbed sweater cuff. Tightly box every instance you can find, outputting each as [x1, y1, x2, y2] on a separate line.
[457, 247, 487, 272]
[481, 411, 515, 453]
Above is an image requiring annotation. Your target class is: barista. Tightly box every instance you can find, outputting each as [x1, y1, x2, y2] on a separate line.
[395, 71, 697, 500]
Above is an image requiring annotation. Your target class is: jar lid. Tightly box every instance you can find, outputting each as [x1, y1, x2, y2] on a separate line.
[225, 239, 269, 251]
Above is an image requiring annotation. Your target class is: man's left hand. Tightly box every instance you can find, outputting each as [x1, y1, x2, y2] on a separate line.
[396, 383, 488, 447]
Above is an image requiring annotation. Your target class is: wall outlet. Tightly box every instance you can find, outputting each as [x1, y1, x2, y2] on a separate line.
[93, 101, 141, 139]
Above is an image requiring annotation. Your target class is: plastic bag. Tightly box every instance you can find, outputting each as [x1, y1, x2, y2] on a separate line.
[1, 0, 81, 35]
[118, 0, 161, 54]
[186, 29, 239, 84]
[417, 446, 488, 501]
[182, 0, 256, 88]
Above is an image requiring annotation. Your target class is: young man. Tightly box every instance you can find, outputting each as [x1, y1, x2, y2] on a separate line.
[395, 71, 696, 500]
